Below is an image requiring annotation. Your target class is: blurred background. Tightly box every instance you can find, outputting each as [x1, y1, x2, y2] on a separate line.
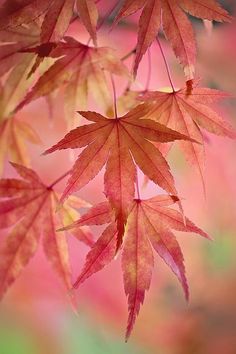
[0, 1, 236, 353]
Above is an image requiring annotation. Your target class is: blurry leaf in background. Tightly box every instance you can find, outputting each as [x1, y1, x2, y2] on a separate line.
[63, 312, 148, 354]
[0, 117, 41, 175]
[204, 231, 234, 271]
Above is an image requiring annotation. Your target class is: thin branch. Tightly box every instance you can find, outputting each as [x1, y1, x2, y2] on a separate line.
[156, 37, 175, 92]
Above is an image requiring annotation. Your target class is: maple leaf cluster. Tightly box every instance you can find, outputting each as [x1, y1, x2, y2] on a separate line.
[0, 0, 235, 339]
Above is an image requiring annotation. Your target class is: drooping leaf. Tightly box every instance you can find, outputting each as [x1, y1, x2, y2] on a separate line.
[113, 0, 231, 77]
[123, 196, 209, 338]
[122, 201, 154, 340]
[16, 37, 129, 120]
[0, 163, 93, 299]
[64, 195, 209, 338]
[44, 103, 198, 247]
[141, 84, 236, 186]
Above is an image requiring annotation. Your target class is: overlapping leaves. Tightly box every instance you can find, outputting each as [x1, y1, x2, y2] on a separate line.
[45, 103, 198, 246]
[17, 37, 129, 119]
[0, 43, 41, 175]
[0, 22, 40, 77]
[0, 0, 98, 45]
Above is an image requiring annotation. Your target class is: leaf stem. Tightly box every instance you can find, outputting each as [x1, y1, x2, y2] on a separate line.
[156, 37, 175, 92]
[110, 74, 118, 119]
[144, 48, 152, 92]
[48, 170, 71, 189]
[136, 173, 141, 201]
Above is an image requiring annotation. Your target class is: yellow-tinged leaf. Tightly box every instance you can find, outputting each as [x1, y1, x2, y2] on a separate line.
[0, 118, 41, 175]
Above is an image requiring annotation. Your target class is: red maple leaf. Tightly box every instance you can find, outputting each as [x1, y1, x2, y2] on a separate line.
[0, 163, 93, 299]
[113, 0, 231, 77]
[0, 0, 98, 45]
[140, 84, 236, 187]
[62, 195, 209, 339]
